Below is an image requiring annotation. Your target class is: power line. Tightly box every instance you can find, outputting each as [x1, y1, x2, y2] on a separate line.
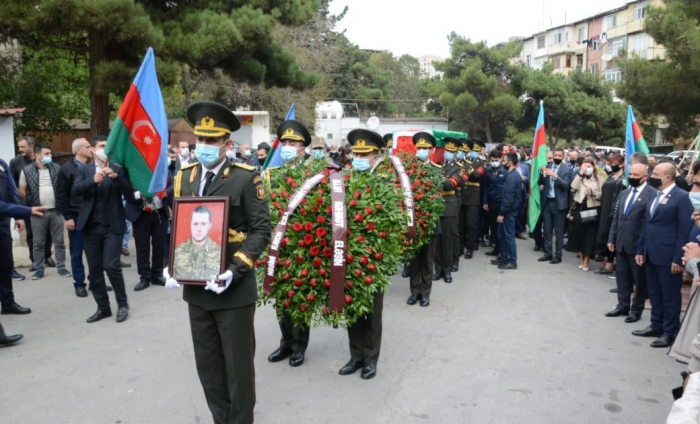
[328, 98, 433, 103]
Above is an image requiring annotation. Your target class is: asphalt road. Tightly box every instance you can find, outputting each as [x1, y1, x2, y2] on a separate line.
[0, 237, 684, 423]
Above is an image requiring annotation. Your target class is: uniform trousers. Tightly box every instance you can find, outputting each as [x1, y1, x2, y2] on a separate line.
[189, 303, 256, 424]
[277, 310, 310, 352]
[133, 209, 168, 284]
[461, 204, 480, 250]
[409, 237, 438, 297]
[347, 291, 384, 364]
[435, 216, 457, 274]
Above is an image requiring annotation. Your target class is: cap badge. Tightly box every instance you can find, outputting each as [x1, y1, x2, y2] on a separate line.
[201, 117, 215, 128]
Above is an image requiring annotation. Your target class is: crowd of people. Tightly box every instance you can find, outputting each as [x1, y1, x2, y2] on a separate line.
[3, 102, 700, 422]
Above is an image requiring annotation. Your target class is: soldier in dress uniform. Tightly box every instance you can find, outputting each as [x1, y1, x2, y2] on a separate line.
[433, 137, 464, 284]
[172, 205, 222, 281]
[407, 132, 442, 307]
[339, 129, 386, 380]
[266, 120, 315, 368]
[451, 140, 468, 272]
[460, 140, 486, 259]
[309, 136, 333, 165]
[164, 101, 271, 424]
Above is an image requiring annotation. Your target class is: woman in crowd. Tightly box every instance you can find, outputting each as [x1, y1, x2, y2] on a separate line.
[595, 154, 627, 276]
[568, 157, 603, 272]
[335, 145, 353, 168]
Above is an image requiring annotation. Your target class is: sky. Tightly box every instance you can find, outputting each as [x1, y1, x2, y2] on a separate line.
[329, 0, 629, 58]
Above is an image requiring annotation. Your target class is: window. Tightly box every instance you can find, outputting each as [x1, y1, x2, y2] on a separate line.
[534, 57, 548, 70]
[565, 55, 572, 68]
[590, 63, 599, 74]
[608, 37, 626, 57]
[603, 14, 617, 31]
[592, 40, 600, 51]
[576, 54, 583, 67]
[605, 67, 623, 83]
[634, 1, 650, 21]
[551, 55, 561, 69]
[578, 28, 585, 43]
[537, 36, 546, 49]
[551, 28, 568, 45]
[526, 55, 531, 67]
[634, 33, 649, 58]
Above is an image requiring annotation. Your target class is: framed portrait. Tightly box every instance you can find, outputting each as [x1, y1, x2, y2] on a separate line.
[169, 197, 230, 285]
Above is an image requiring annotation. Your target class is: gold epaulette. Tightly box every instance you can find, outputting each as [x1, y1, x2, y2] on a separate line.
[234, 162, 256, 171]
[180, 162, 198, 170]
[174, 170, 183, 198]
[430, 162, 442, 168]
[442, 190, 456, 195]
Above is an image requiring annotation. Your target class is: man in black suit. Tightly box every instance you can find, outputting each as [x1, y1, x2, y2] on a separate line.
[634, 163, 694, 348]
[125, 176, 171, 291]
[538, 147, 573, 264]
[73, 136, 134, 323]
[606, 163, 656, 322]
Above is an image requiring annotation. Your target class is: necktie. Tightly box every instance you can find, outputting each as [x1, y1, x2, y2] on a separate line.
[203, 171, 215, 196]
[623, 188, 637, 216]
[650, 191, 663, 216]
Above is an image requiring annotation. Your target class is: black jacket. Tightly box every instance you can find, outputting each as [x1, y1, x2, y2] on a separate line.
[500, 168, 524, 216]
[124, 174, 174, 223]
[55, 159, 86, 221]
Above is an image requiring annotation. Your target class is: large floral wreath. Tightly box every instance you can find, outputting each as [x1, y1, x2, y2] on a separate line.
[257, 161, 407, 328]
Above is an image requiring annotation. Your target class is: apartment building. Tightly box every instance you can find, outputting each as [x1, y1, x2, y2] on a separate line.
[418, 55, 443, 79]
[514, 0, 665, 80]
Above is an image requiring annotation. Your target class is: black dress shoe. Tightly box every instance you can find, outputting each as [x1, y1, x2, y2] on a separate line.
[451, 263, 459, 272]
[1, 303, 31, 315]
[632, 325, 663, 338]
[407, 294, 419, 305]
[625, 314, 641, 323]
[549, 257, 562, 264]
[651, 335, 675, 348]
[119, 261, 131, 268]
[605, 307, 630, 317]
[609, 288, 618, 293]
[361, 362, 377, 380]
[134, 281, 150, 291]
[401, 268, 410, 278]
[420, 296, 430, 307]
[498, 262, 518, 270]
[289, 351, 305, 367]
[339, 359, 364, 375]
[151, 276, 166, 286]
[533, 245, 542, 252]
[433, 272, 443, 281]
[490, 258, 507, 265]
[87, 308, 112, 323]
[75, 286, 88, 298]
[464, 250, 473, 259]
[45, 258, 56, 267]
[484, 250, 499, 256]
[268, 347, 293, 362]
[444, 272, 453, 283]
[106, 285, 113, 292]
[0, 332, 22, 346]
[116, 306, 129, 323]
[473, 245, 479, 251]
[538, 254, 553, 262]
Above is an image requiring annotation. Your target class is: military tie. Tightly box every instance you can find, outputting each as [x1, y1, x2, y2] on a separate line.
[623, 188, 637, 216]
[203, 171, 215, 196]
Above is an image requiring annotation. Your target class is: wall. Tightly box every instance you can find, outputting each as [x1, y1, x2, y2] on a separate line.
[0, 117, 16, 163]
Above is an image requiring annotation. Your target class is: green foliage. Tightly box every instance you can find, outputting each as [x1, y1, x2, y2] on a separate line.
[617, 0, 700, 138]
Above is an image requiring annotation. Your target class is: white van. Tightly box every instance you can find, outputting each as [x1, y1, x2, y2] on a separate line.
[594, 146, 625, 156]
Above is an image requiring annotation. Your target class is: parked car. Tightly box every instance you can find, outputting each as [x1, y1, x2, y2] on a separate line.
[594, 146, 625, 156]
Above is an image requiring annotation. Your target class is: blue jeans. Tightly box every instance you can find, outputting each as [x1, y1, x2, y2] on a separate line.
[498, 213, 517, 264]
[67, 229, 85, 287]
[122, 219, 132, 249]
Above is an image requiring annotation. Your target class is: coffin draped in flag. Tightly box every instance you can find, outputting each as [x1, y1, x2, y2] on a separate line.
[105, 47, 168, 196]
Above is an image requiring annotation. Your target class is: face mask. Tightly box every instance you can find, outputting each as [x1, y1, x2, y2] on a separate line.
[42, 156, 52, 165]
[352, 158, 371, 172]
[387, 148, 393, 155]
[547, 159, 553, 165]
[416, 149, 430, 162]
[553, 158, 562, 165]
[628, 177, 643, 188]
[503, 161, 511, 169]
[647, 176, 663, 189]
[610, 165, 620, 173]
[490, 161, 500, 168]
[195, 143, 223, 167]
[95, 148, 107, 162]
[569, 158, 576, 165]
[169, 159, 176, 167]
[585, 167, 594, 176]
[313, 150, 325, 160]
[456, 151, 466, 161]
[281, 145, 299, 163]
[444, 152, 455, 162]
[180, 147, 189, 157]
[243, 149, 251, 158]
[689, 192, 700, 211]
[469, 151, 479, 160]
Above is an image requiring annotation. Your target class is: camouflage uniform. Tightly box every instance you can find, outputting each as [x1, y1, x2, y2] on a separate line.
[172, 237, 222, 281]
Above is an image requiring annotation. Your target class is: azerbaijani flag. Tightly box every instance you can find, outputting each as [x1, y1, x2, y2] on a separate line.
[625, 105, 650, 173]
[528, 101, 547, 231]
[262, 103, 295, 170]
[105, 47, 168, 196]
[431, 130, 468, 163]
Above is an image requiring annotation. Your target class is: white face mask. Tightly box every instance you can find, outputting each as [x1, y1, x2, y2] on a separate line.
[585, 167, 594, 176]
[180, 147, 189, 157]
[95, 148, 107, 162]
[491, 161, 501, 168]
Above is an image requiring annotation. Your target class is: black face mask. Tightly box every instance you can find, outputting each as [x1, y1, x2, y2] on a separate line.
[647, 177, 663, 189]
[569, 158, 576, 165]
[169, 160, 176, 168]
[610, 165, 621, 173]
[553, 158, 563, 165]
[628, 177, 643, 188]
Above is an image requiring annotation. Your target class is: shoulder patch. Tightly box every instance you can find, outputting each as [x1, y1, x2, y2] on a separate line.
[234, 162, 256, 171]
[256, 184, 266, 200]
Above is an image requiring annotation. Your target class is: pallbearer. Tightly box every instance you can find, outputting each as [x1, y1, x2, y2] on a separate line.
[461, 140, 486, 259]
[433, 137, 462, 284]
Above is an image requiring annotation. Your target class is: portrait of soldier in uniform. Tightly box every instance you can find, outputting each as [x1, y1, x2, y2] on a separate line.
[172, 204, 224, 282]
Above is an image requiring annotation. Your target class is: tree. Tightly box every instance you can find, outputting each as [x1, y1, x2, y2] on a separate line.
[0, 0, 321, 138]
[432, 34, 523, 143]
[616, 0, 700, 138]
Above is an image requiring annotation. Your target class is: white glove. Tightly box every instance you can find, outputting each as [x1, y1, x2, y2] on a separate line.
[205, 270, 233, 295]
[163, 268, 181, 289]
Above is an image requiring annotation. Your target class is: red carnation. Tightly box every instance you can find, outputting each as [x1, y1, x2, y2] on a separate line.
[254, 260, 261, 267]
[319, 239, 327, 246]
[270, 192, 277, 199]
[294, 278, 303, 287]
[296, 256, 304, 264]
[379, 231, 387, 238]
[323, 247, 332, 257]
[376, 203, 383, 211]
[317, 215, 326, 224]
[346, 280, 354, 288]
[281, 190, 288, 198]
[307, 293, 315, 302]
[356, 235, 365, 243]
[414, 179, 421, 186]
[293, 222, 303, 232]
[365, 207, 373, 215]
[360, 256, 369, 266]
[316, 197, 324, 205]
[284, 300, 291, 308]
[281, 237, 289, 247]
[375, 252, 384, 261]
[316, 228, 327, 238]
[321, 177, 329, 184]
[303, 234, 314, 245]
[344, 174, 350, 181]
[347, 254, 355, 263]
[326, 206, 332, 214]
[312, 258, 322, 268]
[301, 198, 307, 205]
[322, 306, 329, 314]
[345, 295, 353, 304]
[354, 190, 361, 199]
[300, 208, 307, 216]
[368, 264, 377, 273]
[310, 246, 320, 256]
[284, 259, 291, 267]
[310, 278, 317, 287]
[349, 199, 358, 208]
[354, 269, 362, 276]
[312, 206, 319, 213]
[347, 229, 352, 236]
[319, 269, 327, 277]
[283, 273, 291, 280]
[291, 181, 298, 188]
[317, 188, 324, 195]
[365, 276, 373, 285]
[305, 222, 313, 232]
[287, 290, 295, 298]
[354, 213, 364, 222]
[297, 240, 305, 247]
[365, 187, 372, 194]
[274, 202, 281, 209]
[323, 279, 331, 289]
[301, 269, 309, 277]
[366, 223, 376, 231]
[300, 303, 306, 311]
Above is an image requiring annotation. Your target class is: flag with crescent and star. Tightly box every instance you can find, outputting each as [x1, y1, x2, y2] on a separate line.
[105, 47, 168, 196]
